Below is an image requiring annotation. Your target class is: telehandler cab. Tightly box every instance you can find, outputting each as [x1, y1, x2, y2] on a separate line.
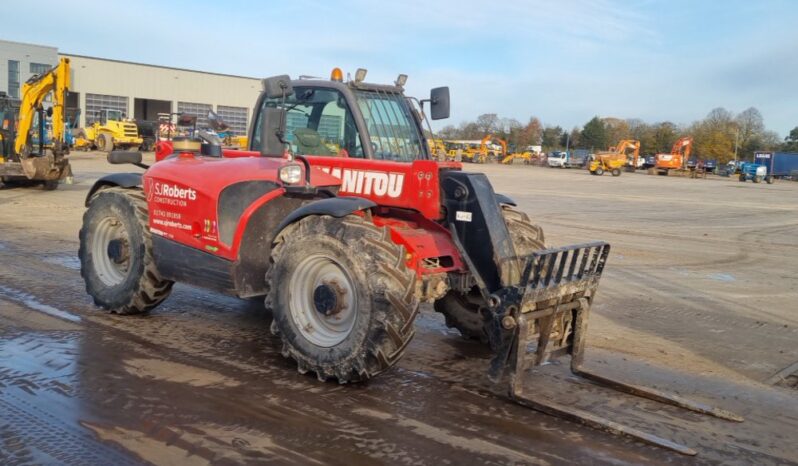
[80, 68, 741, 455]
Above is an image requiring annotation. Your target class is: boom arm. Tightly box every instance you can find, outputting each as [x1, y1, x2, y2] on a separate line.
[14, 58, 71, 155]
[616, 139, 640, 166]
[670, 136, 693, 168]
[480, 134, 507, 157]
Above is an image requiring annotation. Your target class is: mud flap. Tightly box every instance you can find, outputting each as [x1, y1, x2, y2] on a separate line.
[488, 242, 743, 456]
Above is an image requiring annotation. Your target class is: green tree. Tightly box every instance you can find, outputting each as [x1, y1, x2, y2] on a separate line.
[561, 127, 581, 148]
[580, 117, 607, 150]
[783, 127, 798, 152]
[602, 117, 631, 148]
[542, 125, 563, 150]
[652, 122, 678, 153]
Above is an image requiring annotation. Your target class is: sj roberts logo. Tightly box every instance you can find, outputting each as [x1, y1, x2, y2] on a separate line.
[147, 178, 197, 204]
[319, 167, 404, 198]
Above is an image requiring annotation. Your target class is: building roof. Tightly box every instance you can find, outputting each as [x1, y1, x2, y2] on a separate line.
[59, 53, 260, 81]
[0, 38, 58, 51]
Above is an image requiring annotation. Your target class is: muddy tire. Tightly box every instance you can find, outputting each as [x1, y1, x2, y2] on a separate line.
[266, 214, 419, 383]
[43, 179, 59, 190]
[434, 206, 545, 343]
[79, 187, 173, 314]
[97, 133, 113, 152]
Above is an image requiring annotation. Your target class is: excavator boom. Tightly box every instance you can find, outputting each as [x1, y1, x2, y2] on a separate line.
[15, 58, 71, 155]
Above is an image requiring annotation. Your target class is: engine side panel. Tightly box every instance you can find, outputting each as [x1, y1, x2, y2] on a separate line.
[304, 156, 461, 220]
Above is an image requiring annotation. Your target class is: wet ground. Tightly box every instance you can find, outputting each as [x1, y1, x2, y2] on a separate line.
[1, 152, 797, 465]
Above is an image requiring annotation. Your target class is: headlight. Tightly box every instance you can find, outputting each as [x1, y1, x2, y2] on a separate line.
[279, 164, 302, 184]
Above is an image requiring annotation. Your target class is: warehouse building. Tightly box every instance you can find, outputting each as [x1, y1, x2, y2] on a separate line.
[1, 39, 261, 135]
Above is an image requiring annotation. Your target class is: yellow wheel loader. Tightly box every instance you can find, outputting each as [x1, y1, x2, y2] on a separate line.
[77, 109, 142, 152]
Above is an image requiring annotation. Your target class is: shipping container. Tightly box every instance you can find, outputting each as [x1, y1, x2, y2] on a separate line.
[754, 151, 798, 177]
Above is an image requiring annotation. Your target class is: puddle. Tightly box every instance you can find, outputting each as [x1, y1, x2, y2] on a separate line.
[708, 273, 735, 282]
[43, 254, 81, 271]
[0, 285, 81, 322]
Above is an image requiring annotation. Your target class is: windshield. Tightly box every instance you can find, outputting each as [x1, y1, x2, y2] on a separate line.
[354, 90, 425, 162]
[106, 110, 123, 121]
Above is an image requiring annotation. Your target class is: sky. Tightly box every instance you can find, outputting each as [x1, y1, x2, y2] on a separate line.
[4, 0, 797, 136]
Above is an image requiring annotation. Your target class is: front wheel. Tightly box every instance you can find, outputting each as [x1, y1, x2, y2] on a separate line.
[595, 167, 604, 176]
[79, 187, 173, 314]
[267, 214, 419, 383]
[434, 206, 545, 345]
[611, 168, 621, 177]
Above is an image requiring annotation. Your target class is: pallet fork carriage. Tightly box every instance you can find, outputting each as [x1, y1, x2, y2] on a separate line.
[487, 242, 743, 456]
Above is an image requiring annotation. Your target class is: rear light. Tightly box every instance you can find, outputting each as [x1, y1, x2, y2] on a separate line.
[279, 164, 302, 184]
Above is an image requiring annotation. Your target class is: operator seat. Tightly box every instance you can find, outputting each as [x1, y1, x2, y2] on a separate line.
[293, 128, 334, 156]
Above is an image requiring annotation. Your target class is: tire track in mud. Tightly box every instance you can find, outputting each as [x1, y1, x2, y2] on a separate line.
[2, 223, 797, 464]
[0, 233, 671, 465]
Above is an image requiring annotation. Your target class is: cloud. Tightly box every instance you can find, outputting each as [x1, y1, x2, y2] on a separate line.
[3, 0, 794, 135]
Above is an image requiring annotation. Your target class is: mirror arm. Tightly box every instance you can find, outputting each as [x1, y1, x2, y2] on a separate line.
[134, 162, 150, 170]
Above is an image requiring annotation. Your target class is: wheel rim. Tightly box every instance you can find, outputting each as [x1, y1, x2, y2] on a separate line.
[288, 254, 358, 347]
[91, 216, 131, 286]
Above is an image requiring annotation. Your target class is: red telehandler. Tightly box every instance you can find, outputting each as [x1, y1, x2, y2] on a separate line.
[79, 69, 741, 456]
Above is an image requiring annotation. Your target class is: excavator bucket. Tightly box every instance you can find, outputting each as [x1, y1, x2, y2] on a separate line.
[487, 242, 743, 456]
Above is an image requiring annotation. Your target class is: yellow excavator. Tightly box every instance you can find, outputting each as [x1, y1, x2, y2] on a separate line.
[0, 58, 72, 189]
[589, 139, 640, 176]
[464, 134, 506, 163]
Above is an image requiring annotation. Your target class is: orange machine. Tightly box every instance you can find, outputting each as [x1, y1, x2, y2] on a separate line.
[654, 136, 692, 174]
[477, 134, 506, 162]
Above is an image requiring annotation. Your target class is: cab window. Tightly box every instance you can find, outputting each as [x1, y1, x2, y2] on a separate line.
[253, 87, 364, 157]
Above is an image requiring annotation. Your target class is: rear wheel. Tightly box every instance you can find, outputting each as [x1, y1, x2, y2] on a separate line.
[766, 176, 774, 184]
[434, 206, 545, 344]
[611, 168, 621, 177]
[267, 214, 419, 382]
[739, 174, 746, 182]
[79, 187, 173, 314]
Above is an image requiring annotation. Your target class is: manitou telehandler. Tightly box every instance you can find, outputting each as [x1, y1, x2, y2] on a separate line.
[80, 68, 741, 455]
[0, 58, 73, 189]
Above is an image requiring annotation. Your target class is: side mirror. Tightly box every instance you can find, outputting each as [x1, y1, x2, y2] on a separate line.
[262, 74, 293, 99]
[260, 107, 287, 157]
[430, 87, 450, 120]
[108, 151, 142, 165]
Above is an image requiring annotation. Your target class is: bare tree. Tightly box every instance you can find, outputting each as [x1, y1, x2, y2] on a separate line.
[475, 113, 500, 135]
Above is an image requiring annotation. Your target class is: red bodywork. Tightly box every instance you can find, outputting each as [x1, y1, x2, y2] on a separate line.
[145, 143, 465, 276]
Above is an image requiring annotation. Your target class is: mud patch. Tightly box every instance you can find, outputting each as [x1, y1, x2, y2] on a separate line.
[352, 408, 551, 465]
[42, 254, 81, 271]
[766, 360, 798, 390]
[82, 422, 212, 466]
[0, 298, 82, 331]
[0, 285, 81, 323]
[123, 358, 241, 388]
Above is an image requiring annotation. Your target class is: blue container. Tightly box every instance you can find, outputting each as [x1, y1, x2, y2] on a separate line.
[754, 151, 798, 177]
